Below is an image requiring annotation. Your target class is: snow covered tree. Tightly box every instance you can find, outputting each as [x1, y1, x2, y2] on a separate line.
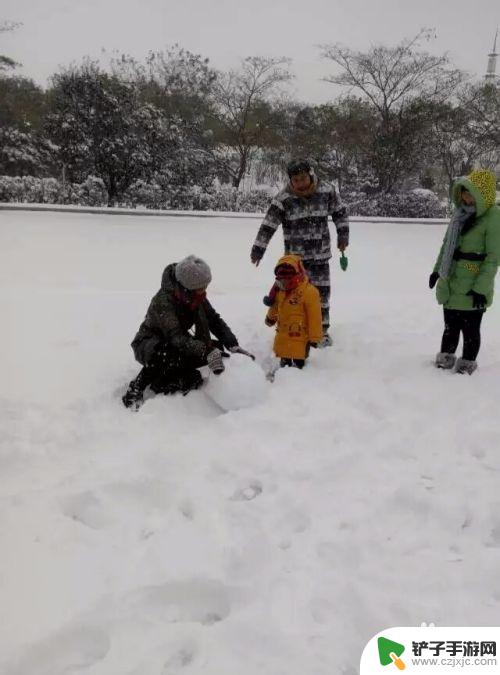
[0, 126, 49, 176]
[45, 62, 179, 205]
[111, 47, 219, 193]
[0, 20, 49, 177]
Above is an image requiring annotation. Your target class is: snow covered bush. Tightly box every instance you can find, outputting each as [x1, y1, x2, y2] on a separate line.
[73, 176, 108, 207]
[121, 180, 166, 210]
[177, 185, 270, 212]
[0, 176, 23, 202]
[375, 189, 446, 218]
[40, 178, 62, 204]
[0, 174, 446, 218]
[343, 188, 446, 218]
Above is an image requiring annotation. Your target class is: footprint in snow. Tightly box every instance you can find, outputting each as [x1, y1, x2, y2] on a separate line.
[230, 481, 263, 501]
[121, 579, 232, 626]
[4, 624, 110, 675]
[162, 643, 197, 672]
[60, 491, 109, 530]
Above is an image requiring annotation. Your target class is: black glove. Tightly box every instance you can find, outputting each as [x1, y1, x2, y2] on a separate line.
[467, 290, 487, 309]
[309, 342, 318, 349]
[251, 245, 264, 266]
[429, 272, 439, 289]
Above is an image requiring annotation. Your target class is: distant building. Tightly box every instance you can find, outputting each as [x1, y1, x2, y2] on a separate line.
[485, 29, 499, 87]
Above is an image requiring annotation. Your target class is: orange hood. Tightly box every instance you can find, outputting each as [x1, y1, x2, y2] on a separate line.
[274, 254, 308, 280]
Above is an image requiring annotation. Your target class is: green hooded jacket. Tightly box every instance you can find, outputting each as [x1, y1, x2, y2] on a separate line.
[434, 169, 500, 310]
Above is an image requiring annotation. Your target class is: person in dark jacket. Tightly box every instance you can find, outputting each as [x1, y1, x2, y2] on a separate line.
[250, 158, 349, 347]
[122, 255, 241, 409]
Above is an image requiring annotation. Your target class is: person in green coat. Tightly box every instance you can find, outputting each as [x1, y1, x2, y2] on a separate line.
[429, 169, 500, 374]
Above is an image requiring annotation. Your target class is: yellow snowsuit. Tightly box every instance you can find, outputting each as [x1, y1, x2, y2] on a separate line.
[265, 254, 323, 360]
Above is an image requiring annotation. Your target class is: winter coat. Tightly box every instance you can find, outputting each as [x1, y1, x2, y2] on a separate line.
[131, 264, 238, 365]
[265, 255, 323, 360]
[434, 170, 500, 310]
[251, 178, 349, 264]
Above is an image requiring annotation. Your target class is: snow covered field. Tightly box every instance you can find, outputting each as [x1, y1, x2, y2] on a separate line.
[2, 209, 500, 675]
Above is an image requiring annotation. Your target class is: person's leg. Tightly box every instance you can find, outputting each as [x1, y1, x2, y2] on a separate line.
[461, 310, 484, 361]
[292, 359, 305, 369]
[123, 344, 204, 408]
[436, 309, 460, 369]
[441, 309, 461, 353]
[280, 358, 293, 367]
[455, 310, 484, 374]
[149, 345, 205, 395]
[303, 260, 331, 341]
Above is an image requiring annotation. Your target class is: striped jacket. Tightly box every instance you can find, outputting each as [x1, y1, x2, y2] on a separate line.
[251, 180, 349, 264]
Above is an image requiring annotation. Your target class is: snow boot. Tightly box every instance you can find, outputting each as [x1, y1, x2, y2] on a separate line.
[122, 376, 147, 410]
[435, 352, 456, 370]
[455, 358, 477, 375]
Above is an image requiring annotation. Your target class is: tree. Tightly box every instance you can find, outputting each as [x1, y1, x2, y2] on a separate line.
[0, 21, 21, 73]
[211, 56, 293, 188]
[0, 126, 49, 176]
[429, 84, 500, 194]
[0, 22, 48, 176]
[276, 98, 376, 189]
[320, 30, 464, 192]
[45, 62, 176, 204]
[110, 45, 217, 123]
[110, 45, 219, 190]
[0, 75, 45, 130]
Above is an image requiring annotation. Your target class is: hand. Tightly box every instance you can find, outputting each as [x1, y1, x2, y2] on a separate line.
[229, 345, 256, 360]
[265, 317, 276, 327]
[429, 272, 439, 289]
[250, 245, 263, 266]
[309, 342, 318, 349]
[207, 348, 225, 375]
[467, 289, 487, 309]
[338, 242, 348, 253]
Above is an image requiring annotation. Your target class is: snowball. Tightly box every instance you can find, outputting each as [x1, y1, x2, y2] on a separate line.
[204, 354, 268, 411]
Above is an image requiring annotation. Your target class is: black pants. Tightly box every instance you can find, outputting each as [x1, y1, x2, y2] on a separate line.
[441, 309, 485, 361]
[280, 343, 310, 370]
[281, 358, 305, 369]
[128, 343, 208, 396]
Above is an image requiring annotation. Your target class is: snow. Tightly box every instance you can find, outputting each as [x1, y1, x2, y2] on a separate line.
[1, 209, 500, 675]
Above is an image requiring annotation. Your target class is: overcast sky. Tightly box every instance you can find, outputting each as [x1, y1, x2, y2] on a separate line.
[2, 0, 499, 102]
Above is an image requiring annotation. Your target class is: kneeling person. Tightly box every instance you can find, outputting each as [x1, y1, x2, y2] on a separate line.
[265, 255, 323, 369]
[123, 255, 240, 409]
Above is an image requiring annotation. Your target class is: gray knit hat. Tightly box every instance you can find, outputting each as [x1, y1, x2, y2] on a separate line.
[175, 255, 212, 290]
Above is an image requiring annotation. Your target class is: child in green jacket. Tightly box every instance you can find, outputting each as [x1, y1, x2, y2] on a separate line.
[429, 169, 500, 374]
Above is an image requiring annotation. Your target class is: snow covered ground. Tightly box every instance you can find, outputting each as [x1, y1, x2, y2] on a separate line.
[1, 209, 500, 675]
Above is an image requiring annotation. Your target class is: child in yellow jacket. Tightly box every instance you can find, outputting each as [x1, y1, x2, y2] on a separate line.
[265, 254, 323, 369]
